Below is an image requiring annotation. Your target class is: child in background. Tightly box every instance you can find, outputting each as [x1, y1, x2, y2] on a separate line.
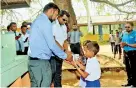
[114, 31, 122, 59]
[71, 40, 101, 87]
[109, 30, 115, 53]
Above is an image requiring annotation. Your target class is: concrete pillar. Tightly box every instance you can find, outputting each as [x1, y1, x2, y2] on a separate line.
[109, 24, 111, 34]
[93, 25, 95, 35]
[98, 25, 103, 41]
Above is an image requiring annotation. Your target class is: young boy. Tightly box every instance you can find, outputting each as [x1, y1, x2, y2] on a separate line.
[71, 40, 101, 87]
[109, 30, 115, 53]
[114, 31, 122, 59]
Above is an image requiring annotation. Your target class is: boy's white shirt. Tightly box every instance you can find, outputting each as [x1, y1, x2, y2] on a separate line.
[21, 33, 29, 47]
[85, 57, 101, 81]
[109, 34, 115, 42]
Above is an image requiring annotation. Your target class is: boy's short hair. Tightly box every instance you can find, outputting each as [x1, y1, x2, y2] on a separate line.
[7, 25, 10, 30]
[83, 40, 91, 46]
[83, 40, 100, 55]
[10, 22, 16, 26]
[22, 21, 27, 26]
[21, 25, 27, 29]
[59, 10, 70, 17]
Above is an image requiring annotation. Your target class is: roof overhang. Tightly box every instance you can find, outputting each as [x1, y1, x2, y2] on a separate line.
[77, 15, 136, 25]
[78, 20, 136, 26]
[1, 0, 31, 9]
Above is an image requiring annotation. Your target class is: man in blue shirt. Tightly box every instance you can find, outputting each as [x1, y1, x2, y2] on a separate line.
[121, 22, 136, 87]
[68, 24, 83, 55]
[28, 3, 72, 87]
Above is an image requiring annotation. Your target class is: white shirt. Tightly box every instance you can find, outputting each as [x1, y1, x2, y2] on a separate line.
[21, 33, 29, 47]
[85, 57, 101, 81]
[115, 35, 120, 45]
[52, 19, 67, 46]
[109, 34, 115, 42]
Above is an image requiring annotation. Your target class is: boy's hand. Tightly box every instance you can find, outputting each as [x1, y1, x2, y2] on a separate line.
[77, 59, 82, 64]
[76, 60, 81, 65]
[70, 61, 77, 67]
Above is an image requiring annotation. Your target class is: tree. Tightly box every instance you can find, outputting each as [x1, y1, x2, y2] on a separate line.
[83, 0, 92, 33]
[0, 0, 43, 29]
[89, 0, 136, 14]
[53, 0, 77, 31]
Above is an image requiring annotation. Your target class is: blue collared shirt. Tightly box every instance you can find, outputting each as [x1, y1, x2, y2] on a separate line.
[68, 31, 83, 44]
[122, 30, 136, 51]
[29, 13, 67, 60]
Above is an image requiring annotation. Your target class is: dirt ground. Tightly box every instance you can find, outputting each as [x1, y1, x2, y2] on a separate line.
[62, 70, 127, 87]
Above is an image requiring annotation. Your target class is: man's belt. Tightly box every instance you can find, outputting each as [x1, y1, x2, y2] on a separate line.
[71, 42, 80, 45]
[29, 57, 40, 60]
[51, 56, 63, 61]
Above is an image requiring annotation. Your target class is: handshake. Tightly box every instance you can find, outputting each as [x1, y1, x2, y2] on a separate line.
[64, 51, 86, 69]
[64, 50, 82, 64]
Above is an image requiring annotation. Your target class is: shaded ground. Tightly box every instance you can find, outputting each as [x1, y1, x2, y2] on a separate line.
[62, 45, 127, 87]
[62, 69, 127, 87]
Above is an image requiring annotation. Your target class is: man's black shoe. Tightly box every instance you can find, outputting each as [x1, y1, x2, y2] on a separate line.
[122, 83, 132, 87]
[132, 85, 136, 87]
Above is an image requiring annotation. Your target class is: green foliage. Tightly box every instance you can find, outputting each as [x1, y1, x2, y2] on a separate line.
[0, 10, 8, 15]
[80, 26, 88, 35]
[96, 3, 105, 15]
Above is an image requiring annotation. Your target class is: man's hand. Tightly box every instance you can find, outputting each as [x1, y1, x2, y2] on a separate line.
[64, 60, 71, 64]
[120, 42, 127, 48]
[65, 51, 73, 62]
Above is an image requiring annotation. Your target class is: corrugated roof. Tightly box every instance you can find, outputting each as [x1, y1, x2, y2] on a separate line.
[1, 0, 31, 9]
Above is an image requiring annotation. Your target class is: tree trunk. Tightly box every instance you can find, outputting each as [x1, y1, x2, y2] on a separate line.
[53, 0, 77, 31]
[83, 0, 92, 33]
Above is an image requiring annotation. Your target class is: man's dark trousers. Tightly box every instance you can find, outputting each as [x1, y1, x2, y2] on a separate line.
[124, 50, 136, 87]
[50, 56, 63, 87]
[70, 42, 81, 54]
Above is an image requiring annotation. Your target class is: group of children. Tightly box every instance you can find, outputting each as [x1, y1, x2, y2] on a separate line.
[71, 40, 101, 87]
[109, 29, 123, 59]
